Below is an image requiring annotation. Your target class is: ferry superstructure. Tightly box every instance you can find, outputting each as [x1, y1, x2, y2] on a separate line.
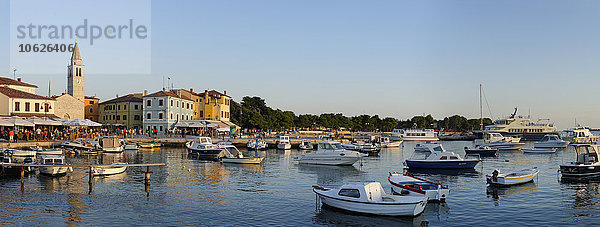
[483, 109, 557, 140]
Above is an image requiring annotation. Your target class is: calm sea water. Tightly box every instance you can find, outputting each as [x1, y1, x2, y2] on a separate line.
[0, 141, 599, 226]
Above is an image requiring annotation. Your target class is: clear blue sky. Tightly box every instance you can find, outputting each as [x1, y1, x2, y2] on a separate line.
[1, 0, 600, 129]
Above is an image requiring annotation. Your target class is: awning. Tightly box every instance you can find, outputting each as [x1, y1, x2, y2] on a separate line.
[4, 116, 35, 127]
[27, 116, 62, 126]
[0, 119, 13, 127]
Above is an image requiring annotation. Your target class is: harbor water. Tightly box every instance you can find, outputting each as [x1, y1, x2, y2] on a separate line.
[0, 141, 599, 226]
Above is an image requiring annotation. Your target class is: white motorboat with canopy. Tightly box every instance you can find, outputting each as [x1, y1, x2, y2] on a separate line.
[534, 134, 569, 148]
[186, 137, 225, 159]
[220, 143, 264, 164]
[297, 141, 366, 166]
[313, 182, 427, 216]
[277, 136, 291, 150]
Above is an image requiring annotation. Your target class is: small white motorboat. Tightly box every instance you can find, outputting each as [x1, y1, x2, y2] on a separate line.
[405, 145, 480, 169]
[124, 143, 139, 150]
[486, 168, 539, 186]
[388, 172, 450, 202]
[31, 147, 63, 156]
[220, 143, 264, 164]
[39, 155, 70, 176]
[534, 135, 569, 148]
[522, 148, 556, 154]
[186, 137, 225, 159]
[277, 136, 292, 150]
[91, 163, 128, 176]
[313, 182, 427, 216]
[297, 141, 366, 166]
[379, 137, 403, 148]
[464, 146, 498, 156]
[9, 149, 36, 158]
[299, 140, 314, 150]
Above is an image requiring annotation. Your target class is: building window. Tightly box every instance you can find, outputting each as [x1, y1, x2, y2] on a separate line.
[124, 105, 127, 110]
[159, 125, 163, 132]
[15, 102, 20, 111]
[170, 100, 173, 106]
[123, 115, 127, 120]
[134, 115, 140, 120]
[186, 103, 190, 109]
[158, 112, 163, 119]
[116, 115, 121, 120]
[221, 111, 224, 118]
[89, 100, 94, 104]
[159, 99, 164, 106]
[147, 113, 151, 119]
[199, 111, 203, 118]
[134, 105, 139, 110]
[176, 114, 179, 120]
[25, 102, 30, 112]
[90, 108, 93, 113]
[35, 103, 40, 112]
[176, 101, 179, 107]
[118, 105, 121, 110]
[170, 113, 173, 119]
[147, 100, 151, 107]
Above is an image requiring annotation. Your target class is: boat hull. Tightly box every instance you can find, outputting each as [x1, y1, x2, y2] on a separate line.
[522, 148, 555, 154]
[314, 190, 427, 216]
[187, 147, 225, 159]
[405, 160, 479, 169]
[388, 174, 449, 202]
[382, 141, 403, 147]
[92, 164, 127, 176]
[487, 169, 539, 186]
[298, 155, 360, 166]
[102, 147, 124, 153]
[498, 132, 558, 141]
[484, 143, 525, 150]
[533, 142, 569, 148]
[560, 164, 600, 178]
[222, 157, 264, 164]
[39, 166, 69, 176]
[277, 144, 291, 150]
[464, 149, 497, 156]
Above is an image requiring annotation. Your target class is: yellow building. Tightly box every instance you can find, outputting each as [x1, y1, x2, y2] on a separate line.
[171, 89, 201, 120]
[99, 94, 143, 128]
[197, 90, 231, 122]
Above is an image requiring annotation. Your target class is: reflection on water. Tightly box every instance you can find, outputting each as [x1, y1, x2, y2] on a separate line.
[314, 205, 427, 227]
[298, 165, 361, 186]
[0, 143, 599, 225]
[486, 182, 538, 206]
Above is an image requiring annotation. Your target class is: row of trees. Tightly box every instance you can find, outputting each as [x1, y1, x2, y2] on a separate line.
[231, 96, 492, 132]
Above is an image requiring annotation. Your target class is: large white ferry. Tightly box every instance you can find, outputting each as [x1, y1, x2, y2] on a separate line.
[483, 108, 557, 140]
[390, 129, 438, 141]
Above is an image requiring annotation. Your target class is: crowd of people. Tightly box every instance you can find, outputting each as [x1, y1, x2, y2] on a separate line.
[0, 126, 231, 143]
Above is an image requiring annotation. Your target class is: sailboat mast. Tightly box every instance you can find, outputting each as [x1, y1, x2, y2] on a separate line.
[480, 84, 483, 131]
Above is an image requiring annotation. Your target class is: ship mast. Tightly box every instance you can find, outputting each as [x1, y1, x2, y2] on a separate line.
[480, 84, 483, 131]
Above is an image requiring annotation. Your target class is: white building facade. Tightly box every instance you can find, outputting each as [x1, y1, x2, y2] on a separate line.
[143, 91, 194, 133]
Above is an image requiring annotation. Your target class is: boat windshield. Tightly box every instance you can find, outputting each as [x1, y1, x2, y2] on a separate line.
[432, 146, 443, 152]
[319, 143, 344, 150]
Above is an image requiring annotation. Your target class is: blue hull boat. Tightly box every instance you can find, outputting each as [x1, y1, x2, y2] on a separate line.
[405, 160, 480, 169]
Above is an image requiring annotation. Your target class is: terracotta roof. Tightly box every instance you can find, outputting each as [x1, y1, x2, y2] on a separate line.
[100, 94, 143, 105]
[197, 90, 230, 98]
[0, 77, 38, 88]
[144, 91, 193, 101]
[0, 87, 53, 100]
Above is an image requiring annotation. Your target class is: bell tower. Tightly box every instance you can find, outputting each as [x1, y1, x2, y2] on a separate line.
[67, 42, 85, 102]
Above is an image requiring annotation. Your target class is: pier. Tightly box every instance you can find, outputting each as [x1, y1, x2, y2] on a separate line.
[0, 163, 166, 194]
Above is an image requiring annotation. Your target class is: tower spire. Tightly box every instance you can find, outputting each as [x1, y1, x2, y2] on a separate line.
[71, 42, 81, 64]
